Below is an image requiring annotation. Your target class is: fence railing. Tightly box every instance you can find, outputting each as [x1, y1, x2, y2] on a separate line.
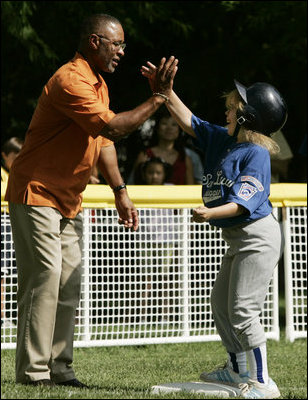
[1, 184, 306, 348]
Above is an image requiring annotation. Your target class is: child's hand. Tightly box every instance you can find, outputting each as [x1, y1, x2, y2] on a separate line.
[140, 61, 157, 92]
[141, 57, 178, 94]
[192, 206, 212, 223]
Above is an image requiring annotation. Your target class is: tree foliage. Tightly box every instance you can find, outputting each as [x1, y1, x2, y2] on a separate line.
[2, 1, 58, 63]
[1, 1, 306, 180]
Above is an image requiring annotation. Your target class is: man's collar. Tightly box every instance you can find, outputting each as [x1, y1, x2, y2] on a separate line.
[73, 52, 103, 86]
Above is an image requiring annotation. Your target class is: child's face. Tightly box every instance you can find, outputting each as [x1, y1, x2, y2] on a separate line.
[225, 98, 238, 137]
[144, 163, 166, 185]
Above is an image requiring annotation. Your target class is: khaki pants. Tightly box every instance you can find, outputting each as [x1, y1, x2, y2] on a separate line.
[8, 203, 83, 383]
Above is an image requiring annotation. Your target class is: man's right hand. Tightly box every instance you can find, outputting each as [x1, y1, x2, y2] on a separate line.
[99, 56, 178, 141]
[142, 56, 178, 96]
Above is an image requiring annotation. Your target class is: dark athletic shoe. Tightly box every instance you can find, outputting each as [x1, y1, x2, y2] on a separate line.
[56, 378, 89, 388]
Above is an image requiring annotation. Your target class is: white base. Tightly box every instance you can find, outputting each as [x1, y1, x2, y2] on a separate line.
[151, 381, 242, 398]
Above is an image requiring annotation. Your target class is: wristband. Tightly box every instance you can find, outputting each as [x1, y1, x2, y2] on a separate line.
[113, 183, 126, 193]
[152, 92, 169, 103]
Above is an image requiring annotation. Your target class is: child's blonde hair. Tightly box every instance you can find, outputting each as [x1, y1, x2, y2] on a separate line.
[222, 89, 280, 156]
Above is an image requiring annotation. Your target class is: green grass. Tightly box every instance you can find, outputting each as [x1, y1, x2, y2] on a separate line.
[1, 333, 307, 399]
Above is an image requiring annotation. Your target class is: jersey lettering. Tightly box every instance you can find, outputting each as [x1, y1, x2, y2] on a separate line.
[202, 170, 234, 188]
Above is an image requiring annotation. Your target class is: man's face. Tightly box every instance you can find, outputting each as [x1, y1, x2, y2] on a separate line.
[93, 22, 125, 73]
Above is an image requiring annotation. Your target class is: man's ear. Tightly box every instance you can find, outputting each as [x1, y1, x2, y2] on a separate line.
[89, 34, 100, 50]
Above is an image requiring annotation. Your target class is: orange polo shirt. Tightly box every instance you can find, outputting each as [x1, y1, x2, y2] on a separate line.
[5, 52, 116, 218]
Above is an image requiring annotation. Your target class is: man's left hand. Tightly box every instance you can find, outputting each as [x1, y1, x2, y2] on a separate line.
[114, 191, 139, 231]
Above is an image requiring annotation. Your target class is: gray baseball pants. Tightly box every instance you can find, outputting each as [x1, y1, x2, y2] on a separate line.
[8, 203, 83, 384]
[210, 213, 282, 353]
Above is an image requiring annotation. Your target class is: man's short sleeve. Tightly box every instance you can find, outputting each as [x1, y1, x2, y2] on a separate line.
[49, 71, 116, 137]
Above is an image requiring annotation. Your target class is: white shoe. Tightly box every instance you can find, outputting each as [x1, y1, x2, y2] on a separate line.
[239, 378, 281, 398]
[200, 365, 250, 386]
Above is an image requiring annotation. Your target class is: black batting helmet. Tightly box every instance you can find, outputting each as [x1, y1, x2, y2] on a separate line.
[234, 80, 288, 136]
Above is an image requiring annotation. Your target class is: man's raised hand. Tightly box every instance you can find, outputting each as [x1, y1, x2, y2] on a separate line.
[141, 56, 178, 95]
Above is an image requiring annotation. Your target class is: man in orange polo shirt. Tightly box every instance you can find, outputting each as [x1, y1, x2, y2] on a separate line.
[5, 13, 178, 388]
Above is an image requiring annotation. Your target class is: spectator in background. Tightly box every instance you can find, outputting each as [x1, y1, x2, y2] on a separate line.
[128, 111, 195, 185]
[1, 137, 24, 183]
[92, 116, 203, 185]
[87, 147, 172, 185]
[1, 137, 23, 328]
[270, 130, 293, 182]
[140, 156, 171, 185]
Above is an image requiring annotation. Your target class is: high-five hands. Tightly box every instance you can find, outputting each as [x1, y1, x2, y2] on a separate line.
[141, 56, 178, 96]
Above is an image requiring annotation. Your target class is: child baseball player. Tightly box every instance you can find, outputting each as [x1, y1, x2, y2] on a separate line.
[141, 61, 287, 399]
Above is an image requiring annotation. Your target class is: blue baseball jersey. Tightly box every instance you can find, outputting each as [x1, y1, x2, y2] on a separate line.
[191, 114, 272, 228]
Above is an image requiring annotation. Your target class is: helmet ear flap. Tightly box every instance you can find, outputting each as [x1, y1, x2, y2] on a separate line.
[243, 105, 257, 123]
[236, 105, 257, 127]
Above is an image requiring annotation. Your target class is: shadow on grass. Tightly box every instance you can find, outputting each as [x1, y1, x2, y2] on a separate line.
[2, 379, 149, 396]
